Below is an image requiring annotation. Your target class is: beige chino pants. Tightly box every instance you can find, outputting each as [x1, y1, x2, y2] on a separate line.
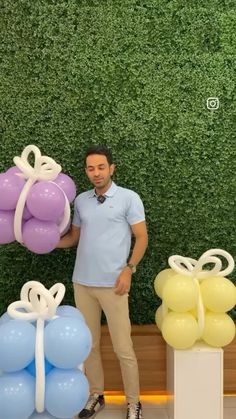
[73, 283, 140, 404]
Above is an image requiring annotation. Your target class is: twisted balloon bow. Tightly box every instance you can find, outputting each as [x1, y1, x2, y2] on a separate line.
[13, 145, 70, 243]
[8, 281, 65, 413]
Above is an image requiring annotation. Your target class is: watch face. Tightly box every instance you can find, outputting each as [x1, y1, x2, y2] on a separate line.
[128, 263, 136, 273]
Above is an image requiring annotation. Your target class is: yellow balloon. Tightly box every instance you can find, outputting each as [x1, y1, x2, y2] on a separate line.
[200, 276, 236, 313]
[155, 305, 167, 330]
[202, 312, 236, 347]
[162, 274, 199, 312]
[161, 312, 199, 349]
[154, 268, 176, 298]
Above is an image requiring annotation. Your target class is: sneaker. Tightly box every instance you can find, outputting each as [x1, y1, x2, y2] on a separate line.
[78, 393, 105, 418]
[126, 401, 142, 419]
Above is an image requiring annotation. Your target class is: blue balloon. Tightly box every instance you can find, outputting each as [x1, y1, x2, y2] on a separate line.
[44, 317, 92, 369]
[0, 311, 12, 326]
[56, 305, 85, 322]
[29, 411, 73, 419]
[0, 308, 32, 327]
[27, 358, 54, 377]
[0, 370, 35, 419]
[45, 368, 89, 418]
[0, 320, 36, 372]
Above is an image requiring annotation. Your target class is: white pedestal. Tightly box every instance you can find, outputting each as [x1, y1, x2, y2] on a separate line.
[166, 342, 223, 419]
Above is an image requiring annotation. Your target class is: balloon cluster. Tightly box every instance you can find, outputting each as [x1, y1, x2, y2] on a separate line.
[0, 145, 76, 253]
[0, 281, 92, 419]
[154, 249, 236, 349]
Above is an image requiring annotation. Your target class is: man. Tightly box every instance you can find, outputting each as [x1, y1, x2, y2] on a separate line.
[58, 145, 148, 419]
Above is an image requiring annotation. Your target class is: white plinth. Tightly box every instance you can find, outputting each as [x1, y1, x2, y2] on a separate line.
[166, 342, 223, 419]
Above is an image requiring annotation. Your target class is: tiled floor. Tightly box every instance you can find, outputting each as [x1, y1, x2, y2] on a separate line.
[90, 394, 236, 419]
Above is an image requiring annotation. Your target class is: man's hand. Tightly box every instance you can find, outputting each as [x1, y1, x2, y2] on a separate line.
[113, 267, 132, 295]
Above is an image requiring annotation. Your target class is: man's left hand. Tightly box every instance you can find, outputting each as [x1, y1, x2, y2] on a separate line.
[114, 267, 132, 295]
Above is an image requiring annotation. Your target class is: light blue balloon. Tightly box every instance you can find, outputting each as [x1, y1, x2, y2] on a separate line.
[0, 319, 36, 372]
[56, 305, 85, 322]
[0, 308, 31, 327]
[0, 311, 12, 326]
[29, 411, 73, 419]
[27, 358, 54, 377]
[45, 368, 89, 418]
[44, 317, 92, 368]
[0, 370, 35, 419]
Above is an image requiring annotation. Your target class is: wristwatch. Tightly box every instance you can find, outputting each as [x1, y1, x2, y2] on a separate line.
[127, 263, 136, 274]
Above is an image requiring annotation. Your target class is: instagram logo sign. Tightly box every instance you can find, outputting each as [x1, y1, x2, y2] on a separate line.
[207, 97, 219, 110]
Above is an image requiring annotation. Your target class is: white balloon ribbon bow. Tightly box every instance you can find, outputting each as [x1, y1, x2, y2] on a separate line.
[13, 144, 70, 243]
[7, 281, 65, 413]
[168, 248, 235, 336]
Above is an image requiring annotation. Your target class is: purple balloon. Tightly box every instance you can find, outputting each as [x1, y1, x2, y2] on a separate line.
[6, 166, 24, 177]
[53, 173, 76, 203]
[26, 181, 66, 222]
[0, 172, 25, 210]
[23, 218, 60, 254]
[0, 210, 15, 244]
[22, 204, 32, 221]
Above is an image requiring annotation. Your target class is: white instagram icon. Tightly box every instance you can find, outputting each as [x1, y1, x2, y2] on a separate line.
[207, 97, 219, 110]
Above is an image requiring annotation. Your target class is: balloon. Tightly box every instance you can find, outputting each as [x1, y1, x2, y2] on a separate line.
[44, 317, 92, 368]
[56, 305, 85, 322]
[0, 210, 15, 244]
[200, 276, 236, 313]
[0, 308, 30, 326]
[6, 166, 25, 177]
[23, 218, 60, 254]
[45, 368, 89, 418]
[22, 204, 33, 221]
[57, 217, 71, 237]
[0, 370, 35, 419]
[154, 268, 176, 298]
[27, 358, 53, 377]
[26, 181, 66, 222]
[0, 172, 25, 210]
[29, 412, 73, 418]
[0, 319, 36, 372]
[162, 274, 198, 312]
[29, 412, 59, 418]
[161, 312, 199, 349]
[202, 312, 235, 347]
[1, 312, 13, 325]
[53, 173, 76, 203]
[155, 305, 166, 330]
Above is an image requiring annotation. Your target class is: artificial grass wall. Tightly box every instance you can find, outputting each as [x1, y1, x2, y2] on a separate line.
[1, 0, 236, 322]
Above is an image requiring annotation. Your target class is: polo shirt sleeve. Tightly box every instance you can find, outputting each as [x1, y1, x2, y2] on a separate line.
[126, 191, 145, 226]
[72, 197, 81, 227]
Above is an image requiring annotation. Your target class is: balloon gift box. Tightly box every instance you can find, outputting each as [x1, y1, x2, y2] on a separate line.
[0, 145, 76, 253]
[154, 248, 236, 349]
[155, 249, 236, 419]
[0, 281, 92, 419]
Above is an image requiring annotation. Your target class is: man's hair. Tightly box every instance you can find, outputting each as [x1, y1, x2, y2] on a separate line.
[84, 144, 113, 166]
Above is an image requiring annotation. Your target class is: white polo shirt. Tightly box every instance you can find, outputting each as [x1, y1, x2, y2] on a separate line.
[72, 182, 145, 287]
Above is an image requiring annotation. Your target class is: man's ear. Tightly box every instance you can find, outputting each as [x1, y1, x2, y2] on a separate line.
[110, 163, 116, 176]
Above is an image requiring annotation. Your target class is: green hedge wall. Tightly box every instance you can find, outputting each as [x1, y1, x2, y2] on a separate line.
[1, 0, 236, 323]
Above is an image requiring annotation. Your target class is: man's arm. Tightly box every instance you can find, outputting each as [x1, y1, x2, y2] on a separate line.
[128, 221, 148, 267]
[114, 220, 148, 295]
[57, 224, 80, 248]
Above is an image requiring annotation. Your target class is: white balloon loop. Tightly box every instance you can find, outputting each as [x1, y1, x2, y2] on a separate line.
[168, 249, 234, 279]
[7, 281, 66, 413]
[13, 145, 62, 182]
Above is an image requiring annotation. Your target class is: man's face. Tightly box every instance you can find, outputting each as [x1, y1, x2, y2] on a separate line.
[85, 154, 115, 191]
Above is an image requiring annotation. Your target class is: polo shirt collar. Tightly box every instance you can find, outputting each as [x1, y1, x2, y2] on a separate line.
[89, 181, 118, 198]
